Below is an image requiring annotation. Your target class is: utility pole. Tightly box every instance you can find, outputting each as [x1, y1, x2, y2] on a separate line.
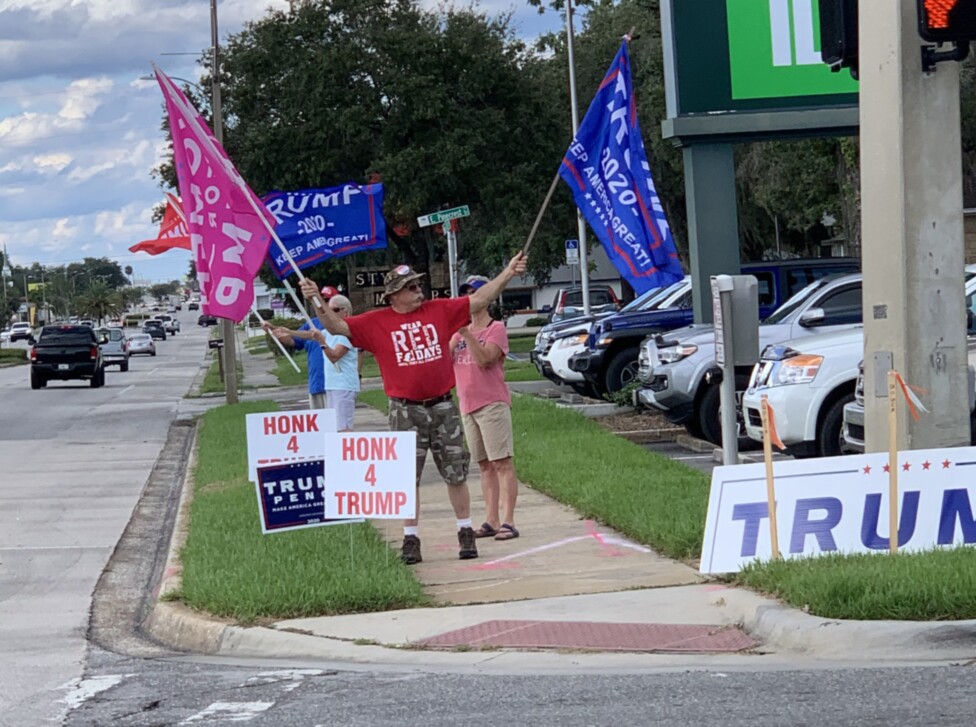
[861, 0, 969, 450]
[565, 0, 591, 316]
[211, 0, 239, 405]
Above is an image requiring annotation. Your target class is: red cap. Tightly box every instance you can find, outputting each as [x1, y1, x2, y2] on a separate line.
[320, 286, 339, 299]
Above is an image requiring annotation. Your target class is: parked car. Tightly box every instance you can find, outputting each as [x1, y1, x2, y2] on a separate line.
[95, 326, 130, 371]
[570, 258, 861, 398]
[548, 285, 620, 324]
[198, 314, 218, 327]
[143, 320, 167, 340]
[9, 322, 34, 343]
[741, 327, 864, 458]
[0, 328, 10, 343]
[636, 272, 863, 444]
[534, 277, 692, 395]
[842, 275, 976, 454]
[127, 333, 157, 357]
[29, 324, 105, 389]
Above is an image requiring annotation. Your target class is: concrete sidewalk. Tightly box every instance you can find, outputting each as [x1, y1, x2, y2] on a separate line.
[145, 377, 976, 668]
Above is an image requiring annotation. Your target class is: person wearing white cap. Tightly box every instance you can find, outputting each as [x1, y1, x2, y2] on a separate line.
[263, 284, 339, 409]
[299, 252, 528, 565]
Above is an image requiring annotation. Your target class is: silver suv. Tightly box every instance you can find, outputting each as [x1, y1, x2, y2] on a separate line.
[636, 273, 863, 444]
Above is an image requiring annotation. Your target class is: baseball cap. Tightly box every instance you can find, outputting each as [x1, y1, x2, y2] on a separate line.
[459, 275, 490, 294]
[320, 285, 339, 299]
[382, 264, 425, 300]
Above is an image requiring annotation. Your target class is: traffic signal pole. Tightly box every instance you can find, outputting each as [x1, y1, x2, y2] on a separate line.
[860, 0, 969, 451]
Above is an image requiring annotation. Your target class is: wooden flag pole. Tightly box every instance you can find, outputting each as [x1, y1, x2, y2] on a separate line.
[887, 371, 900, 553]
[522, 170, 562, 256]
[760, 396, 781, 559]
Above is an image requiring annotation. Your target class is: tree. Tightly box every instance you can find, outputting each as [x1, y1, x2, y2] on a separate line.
[184, 0, 573, 282]
[76, 282, 123, 324]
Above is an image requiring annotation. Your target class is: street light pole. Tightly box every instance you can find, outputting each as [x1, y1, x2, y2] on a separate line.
[565, 0, 592, 316]
[211, 0, 239, 405]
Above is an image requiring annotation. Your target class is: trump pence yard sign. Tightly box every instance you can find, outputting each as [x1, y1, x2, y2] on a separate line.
[701, 447, 976, 573]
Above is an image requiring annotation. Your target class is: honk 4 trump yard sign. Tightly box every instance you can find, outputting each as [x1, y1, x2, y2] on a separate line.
[245, 409, 337, 483]
[323, 432, 417, 519]
[700, 447, 976, 573]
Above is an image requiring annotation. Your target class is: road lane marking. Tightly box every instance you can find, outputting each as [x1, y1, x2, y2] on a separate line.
[180, 702, 273, 724]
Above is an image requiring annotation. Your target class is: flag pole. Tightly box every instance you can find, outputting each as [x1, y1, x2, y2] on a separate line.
[887, 371, 900, 553]
[760, 395, 781, 560]
[522, 171, 561, 255]
[153, 64, 328, 327]
[252, 304, 300, 373]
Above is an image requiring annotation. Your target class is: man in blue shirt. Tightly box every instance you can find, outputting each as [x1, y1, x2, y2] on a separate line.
[264, 285, 338, 408]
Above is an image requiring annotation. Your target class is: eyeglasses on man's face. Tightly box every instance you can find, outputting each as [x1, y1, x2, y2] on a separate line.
[404, 283, 422, 293]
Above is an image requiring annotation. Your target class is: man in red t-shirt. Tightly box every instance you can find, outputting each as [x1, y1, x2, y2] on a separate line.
[299, 252, 528, 564]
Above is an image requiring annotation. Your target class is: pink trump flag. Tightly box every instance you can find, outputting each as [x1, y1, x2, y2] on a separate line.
[154, 66, 275, 322]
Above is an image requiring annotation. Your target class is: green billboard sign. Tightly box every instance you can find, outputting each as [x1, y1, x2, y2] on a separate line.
[664, 0, 858, 119]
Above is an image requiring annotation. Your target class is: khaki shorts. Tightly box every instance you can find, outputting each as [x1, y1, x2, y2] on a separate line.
[461, 401, 514, 463]
[388, 397, 470, 486]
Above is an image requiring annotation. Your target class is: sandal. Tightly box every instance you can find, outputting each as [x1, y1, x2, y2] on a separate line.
[494, 523, 519, 541]
[474, 522, 499, 538]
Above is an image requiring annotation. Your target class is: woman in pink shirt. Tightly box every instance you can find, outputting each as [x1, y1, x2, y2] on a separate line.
[450, 276, 519, 540]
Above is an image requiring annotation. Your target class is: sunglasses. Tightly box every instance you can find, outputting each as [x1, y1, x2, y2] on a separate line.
[329, 307, 345, 312]
[404, 283, 422, 292]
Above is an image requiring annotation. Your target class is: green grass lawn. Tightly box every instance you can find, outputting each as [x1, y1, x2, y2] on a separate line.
[508, 334, 536, 354]
[504, 359, 543, 382]
[0, 348, 28, 365]
[735, 548, 976, 620]
[179, 402, 429, 623]
[200, 356, 243, 395]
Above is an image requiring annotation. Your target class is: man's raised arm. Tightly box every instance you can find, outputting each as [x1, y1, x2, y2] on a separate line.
[468, 252, 528, 314]
[298, 279, 352, 338]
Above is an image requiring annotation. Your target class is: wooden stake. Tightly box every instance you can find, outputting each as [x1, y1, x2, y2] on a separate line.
[760, 396, 781, 559]
[887, 371, 899, 553]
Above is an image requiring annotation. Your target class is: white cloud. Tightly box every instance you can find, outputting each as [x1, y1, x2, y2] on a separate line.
[0, 0, 561, 285]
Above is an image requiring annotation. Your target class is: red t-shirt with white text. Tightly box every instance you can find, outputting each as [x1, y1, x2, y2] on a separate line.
[345, 297, 471, 401]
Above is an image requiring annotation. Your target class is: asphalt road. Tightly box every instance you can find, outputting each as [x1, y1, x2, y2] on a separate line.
[0, 314, 209, 724]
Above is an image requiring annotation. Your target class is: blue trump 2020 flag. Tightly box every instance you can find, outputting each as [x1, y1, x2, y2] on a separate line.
[558, 42, 683, 294]
[262, 182, 387, 279]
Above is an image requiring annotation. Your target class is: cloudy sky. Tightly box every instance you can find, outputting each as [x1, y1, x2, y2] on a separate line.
[0, 0, 566, 286]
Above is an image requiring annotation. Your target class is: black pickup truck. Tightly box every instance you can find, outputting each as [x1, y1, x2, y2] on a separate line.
[30, 325, 106, 389]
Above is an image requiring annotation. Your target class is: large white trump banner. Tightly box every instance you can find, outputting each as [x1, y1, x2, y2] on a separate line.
[701, 447, 976, 573]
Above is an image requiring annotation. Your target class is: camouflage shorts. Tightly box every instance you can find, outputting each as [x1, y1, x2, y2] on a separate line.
[389, 397, 470, 486]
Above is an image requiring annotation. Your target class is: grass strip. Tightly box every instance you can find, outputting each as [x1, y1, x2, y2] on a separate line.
[511, 395, 709, 559]
[735, 547, 976, 620]
[504, 359, 542, 382]
[0, 348, 27, 364]
[200, 357, 243, 394]
[507, 334, 536, 354]
[180, 401, 429, 622]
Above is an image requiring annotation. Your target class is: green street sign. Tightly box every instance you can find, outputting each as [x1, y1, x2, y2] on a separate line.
[417, 205, 470, 228]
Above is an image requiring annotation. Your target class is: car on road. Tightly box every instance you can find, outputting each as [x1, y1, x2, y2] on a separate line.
[96, 326, 130, 371]
[143, 320, 167, 340]
[636, 272, 863, 444]
[156, 314, 180, 334]
[198, 313, 218, 327]
[9, 322, 34, 343]
[188, 301, 200, 311]
[30, 324, 105, 389]
[127, 333, 157, 357]
[0, 328, 9, 343]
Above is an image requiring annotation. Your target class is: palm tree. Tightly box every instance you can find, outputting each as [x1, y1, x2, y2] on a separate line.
[76, 282, 123, 325]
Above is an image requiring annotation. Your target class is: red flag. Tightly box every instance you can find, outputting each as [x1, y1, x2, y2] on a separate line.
[129, 196, 191, 255]
[154, 65, 276, 322]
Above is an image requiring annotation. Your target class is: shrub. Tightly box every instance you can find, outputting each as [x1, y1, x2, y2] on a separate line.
[524, 316, 548, 327]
